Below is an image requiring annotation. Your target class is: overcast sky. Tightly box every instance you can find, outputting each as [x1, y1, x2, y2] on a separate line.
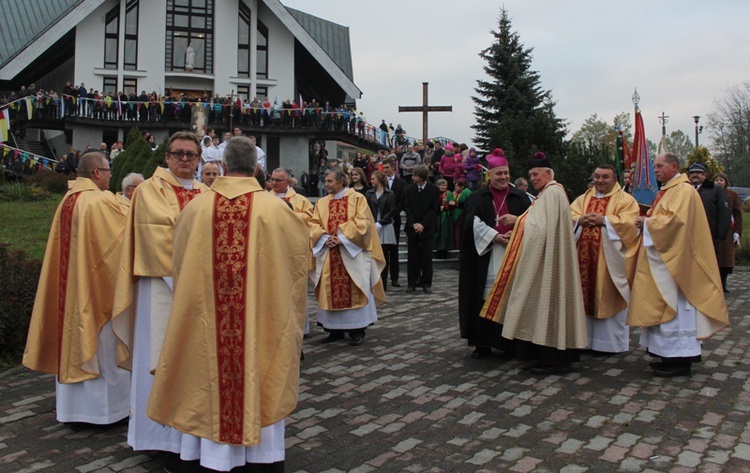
[282, 0, 750, 147]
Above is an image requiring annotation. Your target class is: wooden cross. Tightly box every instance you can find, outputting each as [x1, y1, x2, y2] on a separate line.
[398, 82, 452, 145]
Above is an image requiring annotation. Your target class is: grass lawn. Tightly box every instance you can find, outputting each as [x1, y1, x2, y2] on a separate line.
[0, 196, 62, 260]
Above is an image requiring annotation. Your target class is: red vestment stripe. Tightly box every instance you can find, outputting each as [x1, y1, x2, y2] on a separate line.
[483, 211, 528, 320]
[57, 192, 81, 373]
[327, 197, 352, 310]
[577, 196, 611, 316]
[172, 184, 202, 211]
[212, 192, 253, 445]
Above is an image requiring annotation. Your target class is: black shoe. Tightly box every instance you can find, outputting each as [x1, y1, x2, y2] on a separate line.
[530, 363, 572, 375]
[322, 333, 344, 344]
[471, 347, 491, 359]
[350, 336, 364, 346]
[654, 365, 691, 377]
[423, 286, 432, 294]
[392, 282, 401, 287]
[649, 361, 665, 369]
[406, 287, 416, 293]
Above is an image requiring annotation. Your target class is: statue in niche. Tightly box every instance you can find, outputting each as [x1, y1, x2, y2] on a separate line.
[185, 43, 195, 71]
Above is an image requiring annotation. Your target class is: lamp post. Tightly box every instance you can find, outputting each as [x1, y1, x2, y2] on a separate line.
[692, 115, 703, 148]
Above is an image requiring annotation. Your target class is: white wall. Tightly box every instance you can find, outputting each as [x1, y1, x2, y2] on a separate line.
[279, 136, 309, 177]
[258, 4, 295, 100]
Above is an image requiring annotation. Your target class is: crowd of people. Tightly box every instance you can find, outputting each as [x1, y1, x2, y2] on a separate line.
[0, 82, 399, 148]
[19, 127, 738, 471]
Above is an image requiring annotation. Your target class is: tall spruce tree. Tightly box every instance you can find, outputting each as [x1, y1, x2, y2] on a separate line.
[472, 8, 566, 180]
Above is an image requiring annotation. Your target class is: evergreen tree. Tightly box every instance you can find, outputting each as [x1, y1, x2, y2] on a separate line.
[110, 127, 157, 192]
[472, 7, 566, 180]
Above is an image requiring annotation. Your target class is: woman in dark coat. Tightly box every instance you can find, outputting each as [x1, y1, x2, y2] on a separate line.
[366, 170, 396, 291]
[713, 173, 743, 292]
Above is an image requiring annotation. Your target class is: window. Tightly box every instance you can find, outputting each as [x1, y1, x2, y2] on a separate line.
[256, 21, 268, 79]
[166, 0, 214, 74]
[123, 78, 137, 97]
[104, 6, 119, 69]
[237, 86, 249, 102]
[103, 77, 118, 96]
[124, 0, 139, 70]
[256, 87, 267, 100]
[237, 2, 250, 78]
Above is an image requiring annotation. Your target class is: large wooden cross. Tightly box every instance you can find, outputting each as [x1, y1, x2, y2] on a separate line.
[398, 82, 452, 145]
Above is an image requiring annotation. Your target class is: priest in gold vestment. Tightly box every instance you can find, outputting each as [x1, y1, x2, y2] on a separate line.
[627, 153, 729, 377]
[310, 168, 386, 346]
[481, 152, 587, 375]
[271, 166, 314, 334]
[24, 151, 130, 424]
[571, 164, 639, 354]
[147, 136, 309, 472]
[112, 131, 207, 453]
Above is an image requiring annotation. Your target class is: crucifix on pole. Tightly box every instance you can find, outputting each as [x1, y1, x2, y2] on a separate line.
[398, 82, 452, 145]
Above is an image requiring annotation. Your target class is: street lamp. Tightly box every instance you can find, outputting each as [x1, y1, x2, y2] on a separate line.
[692, 115, 703, 148]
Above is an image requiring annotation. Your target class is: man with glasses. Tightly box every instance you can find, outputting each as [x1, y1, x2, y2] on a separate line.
[113, 131, 207, 460]
[24, 150, 130, 425]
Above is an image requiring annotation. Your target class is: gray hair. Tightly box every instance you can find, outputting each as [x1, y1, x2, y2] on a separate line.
[325, 167, 348, 185]
[77, 150, 107, 178]
[514, 178, 528, 187]
[122, 172, 144, 189]
[661, 152, 680, 165]
[272, 167, 291, 179]
[223, 136, 257, 176]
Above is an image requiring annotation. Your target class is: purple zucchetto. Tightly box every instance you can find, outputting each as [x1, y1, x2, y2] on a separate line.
[486, 148, 508, 170]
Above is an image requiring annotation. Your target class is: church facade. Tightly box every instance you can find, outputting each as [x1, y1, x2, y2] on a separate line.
[0, 0, 361, 175]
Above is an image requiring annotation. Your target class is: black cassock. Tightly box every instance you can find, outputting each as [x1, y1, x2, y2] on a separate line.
[458, 185, 531, 351]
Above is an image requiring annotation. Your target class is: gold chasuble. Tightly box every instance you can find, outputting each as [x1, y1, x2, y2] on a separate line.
[281, 187, 314, 226]
[116, 192, 131, 213]
[112, 166, 206, 368]
[480, 181, 587, 350]
[570, 183, 640, 319]
[626, 174, 729, 336]
[147, 176, 309, 446]
[24, 178, 126, 383]
[309, 189, 386, 311]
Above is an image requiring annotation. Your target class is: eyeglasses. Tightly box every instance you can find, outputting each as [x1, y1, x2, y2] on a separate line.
[97, 167, 111, 173]
[269, 178, 289, 182]
[167, 151, 200, 161]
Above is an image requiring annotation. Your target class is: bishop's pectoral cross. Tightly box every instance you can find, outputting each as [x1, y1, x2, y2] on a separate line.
[496, 214, 501, 227]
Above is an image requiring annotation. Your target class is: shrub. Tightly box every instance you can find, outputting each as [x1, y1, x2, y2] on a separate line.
[0, 243, 41, 363]
[25, 170, 73, 194]
[0, 182, 52, 201]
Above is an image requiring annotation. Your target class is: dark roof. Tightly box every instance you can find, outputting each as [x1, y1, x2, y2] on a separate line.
[0, 0, 83, 68]
[285, 7, 353, 81]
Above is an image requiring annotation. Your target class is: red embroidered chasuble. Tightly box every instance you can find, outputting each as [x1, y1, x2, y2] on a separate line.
[212, 192, 253, 445]
[172, 184, 202, 211]
[577, 196, 611, 316]
[57, 192, 81, 372]
[327, 197, 353, 310]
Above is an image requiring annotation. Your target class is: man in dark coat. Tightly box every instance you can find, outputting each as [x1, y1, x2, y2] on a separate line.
[458, 149, 531, 358]
[404, 164, 440, 293]
[382, 156, 406, 287]
[688, 162, 730, 254]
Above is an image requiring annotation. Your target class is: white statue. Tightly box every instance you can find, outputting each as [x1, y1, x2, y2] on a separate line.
[185, 43, 195, 71]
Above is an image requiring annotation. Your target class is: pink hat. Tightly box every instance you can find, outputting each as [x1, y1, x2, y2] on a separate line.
[444, 143, 455, 151]
[486, 148, 508, 170]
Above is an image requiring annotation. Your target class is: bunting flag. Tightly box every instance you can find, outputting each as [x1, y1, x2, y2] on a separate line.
[631, 108, 658, 207]
[25, 96, 33, 120]
[0, 109, 9, 142]
[0, 142, 58, 169]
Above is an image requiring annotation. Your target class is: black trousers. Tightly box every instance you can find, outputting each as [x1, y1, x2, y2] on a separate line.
[384, 219, 401, 283]
[407, 235, 434, 288]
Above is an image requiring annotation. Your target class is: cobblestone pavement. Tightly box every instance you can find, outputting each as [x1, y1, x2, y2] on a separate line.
[2, 270, 750, 473]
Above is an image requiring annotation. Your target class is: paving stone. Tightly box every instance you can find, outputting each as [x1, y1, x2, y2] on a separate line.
[0, 270, 748, 472]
